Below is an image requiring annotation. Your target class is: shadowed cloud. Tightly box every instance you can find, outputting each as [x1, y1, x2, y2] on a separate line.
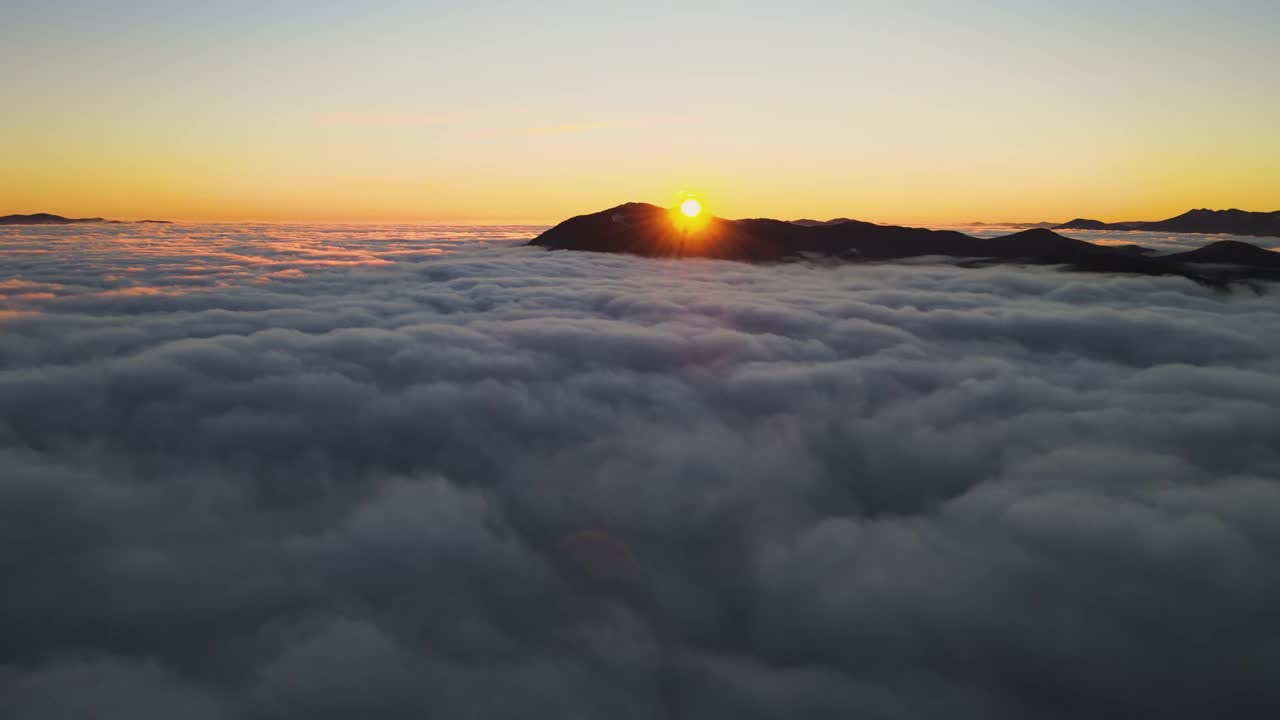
[2, 223, 1279, 718]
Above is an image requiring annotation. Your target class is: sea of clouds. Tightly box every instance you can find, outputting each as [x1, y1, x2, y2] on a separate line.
[3, 223, 1279, 719]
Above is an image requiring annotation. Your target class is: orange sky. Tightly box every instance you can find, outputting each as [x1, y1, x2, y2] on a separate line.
[3, 2, 1277, 225]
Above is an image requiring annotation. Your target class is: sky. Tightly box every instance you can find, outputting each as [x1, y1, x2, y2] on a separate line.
[3, 0, 1278, 223]
[3, 222, 1280, 717]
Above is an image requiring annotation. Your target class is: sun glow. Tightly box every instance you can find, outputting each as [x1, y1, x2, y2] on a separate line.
[671, 195, 711, 233]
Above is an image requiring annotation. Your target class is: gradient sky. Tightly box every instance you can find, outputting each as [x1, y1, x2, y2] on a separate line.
[3, 0, 1278, 223]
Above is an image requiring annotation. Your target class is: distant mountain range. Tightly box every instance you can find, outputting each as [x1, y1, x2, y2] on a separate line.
[1, 213, 106, 225]
[791, 218, 860, 227]
[530, 203, 1280, 288]
[1055, 209, 1280, 238]
[956, 221, 1060, 229]
[798, 219, 1062, 229]
[0, 213, 171, 225]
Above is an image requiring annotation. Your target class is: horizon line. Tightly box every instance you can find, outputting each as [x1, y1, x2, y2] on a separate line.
[5, 205, 1278, 229]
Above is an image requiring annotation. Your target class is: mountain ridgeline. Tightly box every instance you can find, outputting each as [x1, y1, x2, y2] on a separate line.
[529, 203, 1280, 287]
[0, 213, 172, 225]
[0, 213, 107, 225]
[1055, 208, 1280, 238]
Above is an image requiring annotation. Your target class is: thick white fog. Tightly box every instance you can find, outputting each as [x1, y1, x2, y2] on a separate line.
[2, 223, 1279, 719]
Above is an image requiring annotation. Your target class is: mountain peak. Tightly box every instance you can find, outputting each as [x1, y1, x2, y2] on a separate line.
[530, 203, 1280, 287]
[0, 213, 106, 225]
[1055, 209, 1280, 238]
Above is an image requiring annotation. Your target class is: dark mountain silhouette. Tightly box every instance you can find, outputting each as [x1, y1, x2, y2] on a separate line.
[959, 221, 1059, 229]
[1056, 218, 1130, 231]
[1, 213, 105, 225]
[791, 218, 857, 227]
[1166, 240, 1280, 268]
[1, 213, 173, 225]
[1109, 244, 1155, 256]
[1145, 209, 1280, 236]
[531, 203, 1280, 287]
[1056, 209, 1280, 238]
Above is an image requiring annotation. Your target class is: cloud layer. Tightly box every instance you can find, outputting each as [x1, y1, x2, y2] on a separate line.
[3, 224, 1280, 719]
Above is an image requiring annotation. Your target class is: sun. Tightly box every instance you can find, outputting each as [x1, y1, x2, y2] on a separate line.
[671, 193, 710, 232]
